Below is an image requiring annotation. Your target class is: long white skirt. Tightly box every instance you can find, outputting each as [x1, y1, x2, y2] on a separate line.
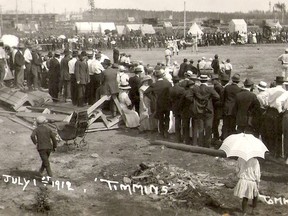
[234, 179, 259, 200]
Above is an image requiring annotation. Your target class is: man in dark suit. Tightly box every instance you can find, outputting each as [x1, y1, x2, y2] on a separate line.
[75, 52, 90, 107]
[169, 77, 186, 142]
[60, 49, 71, 102]
[129, 67, 142, 114]
[222, 73, 242, 139]
[211, 74, 224, 143]
[235, 78, 260, 134]
[48, 52, 61, 102]
[178, 58, 188, 78]
[145, 69, 172, 138]
[191, 75, 220, 147]
[186, 59, 198, 75]
[31, 47, 42, 90]
[113, 45, 120, 64]
[14, 43, 26, 90]
[211, 54, 220, 75]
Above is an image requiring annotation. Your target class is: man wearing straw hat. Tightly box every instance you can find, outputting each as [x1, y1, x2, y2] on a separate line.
[31, 116, 57, 177]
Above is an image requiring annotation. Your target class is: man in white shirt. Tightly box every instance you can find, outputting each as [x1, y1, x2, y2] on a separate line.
[263, 76, 286, 158]
[224, 59, 233, 78]
[198, 57, 206, 70]
[278, 48, 288, 81]
[87, 53, 104, 105]
[117, 65, 129, 87]
[23, 44, 33, 88]
[164, 47, 172, 66]
[68, 50, 78, 105]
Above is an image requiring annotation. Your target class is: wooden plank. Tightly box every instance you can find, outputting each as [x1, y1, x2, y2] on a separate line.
[16, 112, 68, 122]
[0, 87, 29, 110]
[9, 116, 35, 130]
[106, 116, 122, 128]
[27, 106, 73, 115]
[100, 113, 110, 127]
[87, 122, 119, 132]
[87, 95, 110, 115]
[88, 110, 103, 126]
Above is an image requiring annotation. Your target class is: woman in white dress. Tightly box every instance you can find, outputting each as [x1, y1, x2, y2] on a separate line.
[118, 83, 140, 128]
[138, 75, 157, 132]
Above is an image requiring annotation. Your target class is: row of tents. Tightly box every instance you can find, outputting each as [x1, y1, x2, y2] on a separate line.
[75, 19, 284, 36]
[75, 22, 156, 35]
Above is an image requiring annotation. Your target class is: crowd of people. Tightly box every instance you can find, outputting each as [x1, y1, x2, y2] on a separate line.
[1, 39, 288, 168]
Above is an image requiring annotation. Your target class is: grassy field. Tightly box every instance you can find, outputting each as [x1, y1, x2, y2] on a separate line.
[105, 43, 287, 85]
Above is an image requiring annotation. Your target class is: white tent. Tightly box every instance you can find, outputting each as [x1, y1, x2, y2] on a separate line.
[187, 23, 203, 36]
[116, 25, 125, 35]
[125, 24, 141, 34]
[75, 22, 115, 34]
[229, 19, 247, 34]
[140, 24, 155, 35]
[100, 22, 116, 34]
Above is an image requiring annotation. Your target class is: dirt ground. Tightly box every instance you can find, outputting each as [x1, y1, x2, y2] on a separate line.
[1, 45, 288, 216]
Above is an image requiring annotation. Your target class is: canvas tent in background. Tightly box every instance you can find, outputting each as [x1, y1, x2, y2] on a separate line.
[140, 24, 155, 35]
[187, 23, 203, 36]
[124, 24, 141, 34]
[116, 25, 125, 35]
[229, 19, 247, 34]
[75, 22, 115, 34]
[263, 19, 282, 30]
[99, 22, 116, 34]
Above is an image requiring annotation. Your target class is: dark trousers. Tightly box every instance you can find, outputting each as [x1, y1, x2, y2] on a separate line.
[70, 74, 77, 105]
[157, 111, 170, 136]
[63, 80, 71, 100]
[222, 115, 236, 139]
[77, 84, 86, 107]
[0, 60, 5, 85]
[24, 62, 31, 83]
[38, 149, 52, 177]
[86, 74, 101, 105]
[174, 114, 182, 142]
[262, 108, 282, 157]
[197, 114, 213, 147]
[182, 117, 191, 144]
[283, 111, 288, 159]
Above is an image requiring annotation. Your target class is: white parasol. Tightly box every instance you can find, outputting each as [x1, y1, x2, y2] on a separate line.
[1, 34, 19, 47]
[219, 133, 269, 161]
[58, 35, 66, 39]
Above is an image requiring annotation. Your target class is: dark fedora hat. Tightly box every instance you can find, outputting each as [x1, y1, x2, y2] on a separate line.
[243, 78, 254, 87]
[275, 76, 285, 83]
[231, 73, 240, 82]
[221, 74, 230, 82]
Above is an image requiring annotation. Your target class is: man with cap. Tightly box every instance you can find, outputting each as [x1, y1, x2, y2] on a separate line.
[222, 73, 242, 139]
[48, 52, 61, 102]
[60, 49, 71, 102]
[117, 65, 129, 87]
[145, 69, 172, 138]
[68, 50, 79, 105]
[75, 52, 90, 107]
[85, 50, 95, 105]
[190, 74, 220, 147]
[262, 76, 286, 158]
[128, 67, 142, 114]
[278, 48, 288, 81]
[211, 74, 225, 143]
[235, 78, 260, 134]
[31, 116, 57, 177]
[13, 43, 26, 90]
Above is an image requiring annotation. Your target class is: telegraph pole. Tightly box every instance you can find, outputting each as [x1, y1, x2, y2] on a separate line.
[184, 1, 186, 38]
[16, 0, 18, 27]
[0, 5, 3, 36]
[31, 0, 33, 14]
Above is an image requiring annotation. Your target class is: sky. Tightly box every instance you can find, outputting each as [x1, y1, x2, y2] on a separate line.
[0, 0, 284, 14]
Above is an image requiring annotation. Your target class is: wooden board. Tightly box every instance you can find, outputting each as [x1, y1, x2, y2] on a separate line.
[87, 122, 119, 132]
[26, 90, 50, 106]
[0, 87, 29, 110]
[16, 112, 68, 122]
[87, 95, 110, 115]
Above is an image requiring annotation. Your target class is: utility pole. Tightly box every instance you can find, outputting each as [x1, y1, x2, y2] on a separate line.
[31, 0, 33, 14]
[184, 1, 186, 39]
[0, 5, 3, 36]
[44, 3, 46, 14]
[16, 0, 18, 27]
